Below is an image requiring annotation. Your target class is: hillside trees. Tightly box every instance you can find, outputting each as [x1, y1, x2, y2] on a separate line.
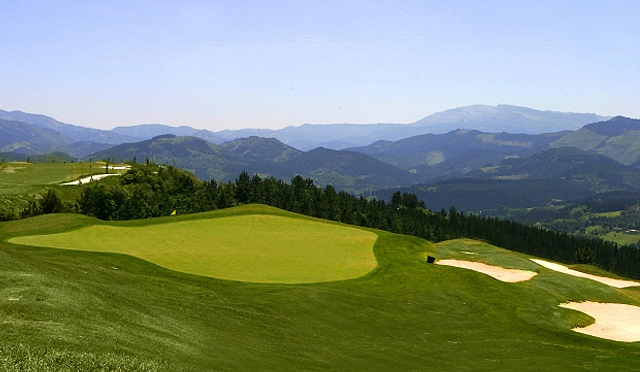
[20, 189, 67, 218]
[72, 165, 640, 280]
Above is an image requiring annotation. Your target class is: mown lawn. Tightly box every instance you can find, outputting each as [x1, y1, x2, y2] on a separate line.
[10, 213, 378, 283]
[1, 205, 640, 371]
[0, 162, 128, 211]
[0, 162, 114, 191]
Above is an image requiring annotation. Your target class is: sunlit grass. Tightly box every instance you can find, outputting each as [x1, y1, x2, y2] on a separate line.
[10, 213, 378, 283]
[2, 205, 640, 371]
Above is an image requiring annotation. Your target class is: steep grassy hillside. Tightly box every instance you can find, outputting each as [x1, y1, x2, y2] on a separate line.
[1, 205, 640, 371]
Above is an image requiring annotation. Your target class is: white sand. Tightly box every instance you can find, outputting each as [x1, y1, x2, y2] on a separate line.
[560, 301, 640, 342]
[530, 259, 640, 288]
[61, 173, 121, 185]
[436, 259, 537, 283]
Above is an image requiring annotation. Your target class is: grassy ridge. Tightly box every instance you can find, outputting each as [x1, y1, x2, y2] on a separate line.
[1, 205, 640, 371]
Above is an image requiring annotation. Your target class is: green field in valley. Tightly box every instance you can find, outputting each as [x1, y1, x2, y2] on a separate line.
[1, 204, 640, 371]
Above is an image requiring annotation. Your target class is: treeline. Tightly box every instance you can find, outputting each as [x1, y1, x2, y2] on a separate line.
[71, 165, 640, 280]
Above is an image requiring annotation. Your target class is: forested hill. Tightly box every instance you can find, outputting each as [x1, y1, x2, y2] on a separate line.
[374, 147, 640, 212]
[88, 135, 417, 194]
[347, 129, 565, 170]
[475, 147, 640, 192]
[62, 164, 640, 281]
[0, 118, 73, 154]
[549, 116, 640, 166]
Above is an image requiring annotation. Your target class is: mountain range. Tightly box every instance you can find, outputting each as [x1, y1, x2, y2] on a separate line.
[88, 135, 417, 193]
[4, 105, 640, 207]
[0, 105, 609, 155]
[374, 146, 640, 212]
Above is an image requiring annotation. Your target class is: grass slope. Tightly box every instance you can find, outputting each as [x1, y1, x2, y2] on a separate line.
[10, 212, 378, 283]
[0, 161, 128, 212]
[1, 205, 640, 371]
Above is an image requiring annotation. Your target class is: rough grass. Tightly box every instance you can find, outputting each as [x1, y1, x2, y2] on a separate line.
[9, 213, 378, 283]
[2, 205, 640, 371]
[0, 343, 167, 372]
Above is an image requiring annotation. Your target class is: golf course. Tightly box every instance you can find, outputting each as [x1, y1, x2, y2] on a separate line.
[9, 208, 378, 283]
[2, 204, 640, 371]
[0, 161, 129, 213]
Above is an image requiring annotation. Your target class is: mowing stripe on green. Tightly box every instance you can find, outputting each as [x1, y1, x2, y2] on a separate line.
[9, 214, 378, 283]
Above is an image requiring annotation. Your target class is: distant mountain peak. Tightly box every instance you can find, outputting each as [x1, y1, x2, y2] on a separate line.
[412, 105, 610, 135]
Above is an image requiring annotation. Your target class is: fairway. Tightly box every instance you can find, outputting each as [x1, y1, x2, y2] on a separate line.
[4, 206, 640, 371]
[0, 162, 119, 193]
[9, 214, 378, 283]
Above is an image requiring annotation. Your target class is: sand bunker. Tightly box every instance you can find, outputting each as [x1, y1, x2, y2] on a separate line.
[530, 259, 640, 288]
[560, 301, 640, 342]
[61, 174, 120, 185]
[436, 259, 537, 283]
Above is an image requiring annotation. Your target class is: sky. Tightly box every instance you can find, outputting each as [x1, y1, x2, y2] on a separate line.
[1, 0, 639, 131]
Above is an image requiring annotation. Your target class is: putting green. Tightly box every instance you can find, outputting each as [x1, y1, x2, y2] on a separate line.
[9, 214, 378, 283]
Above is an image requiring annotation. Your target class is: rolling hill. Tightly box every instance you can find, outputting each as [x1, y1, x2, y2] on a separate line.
[2, 105, 610, 154]
[0, 109, 137, 144]
[2, 205, 640, 371]
[550, 116, 640, 166]
[347, 129, 568, 174]
[0, 118, 73, 154]
[87, 135, 416, 193]
[279, 147, 418, 192]
[88, 135, 290, 183]
[376, 147, 640, 212]
[220, 136, 303, 163]
[349, 117, 640, 184]
[475, 147, 640, 192]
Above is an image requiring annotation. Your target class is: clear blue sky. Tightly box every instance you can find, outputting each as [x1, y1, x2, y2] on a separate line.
[1, 0, 638, 130]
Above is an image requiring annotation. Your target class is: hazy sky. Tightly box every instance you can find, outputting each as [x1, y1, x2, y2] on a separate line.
[1, 0, 638, 130]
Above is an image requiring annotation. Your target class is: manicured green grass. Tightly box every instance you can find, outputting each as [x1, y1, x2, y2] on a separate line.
[0, 162, 129, 210]
[0, 162, 113, 192]
[2, 205, 640, 371]
[10, 214, 378, 283]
